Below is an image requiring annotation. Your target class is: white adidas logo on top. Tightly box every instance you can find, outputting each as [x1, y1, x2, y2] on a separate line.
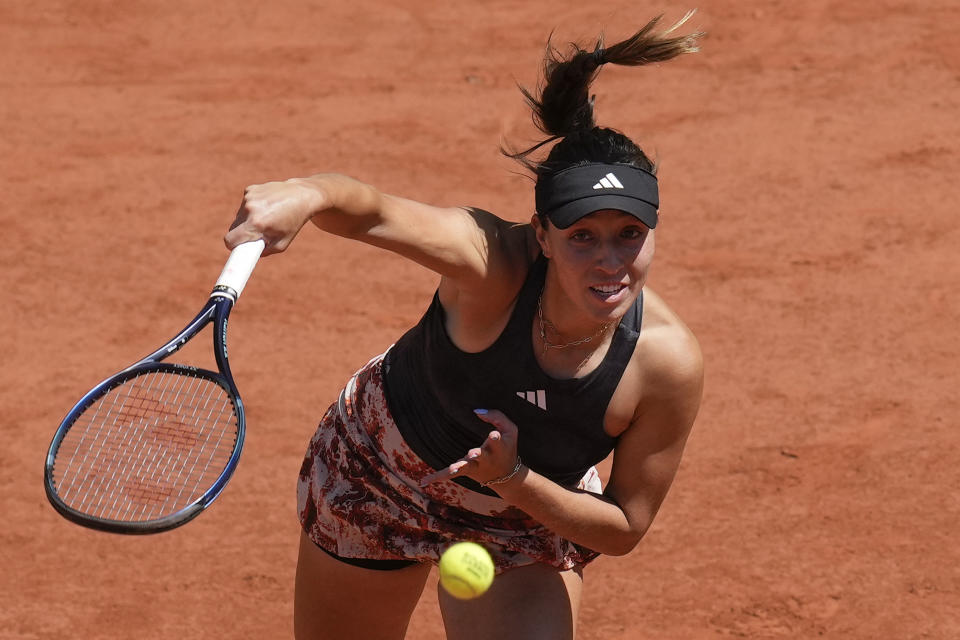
[592, 172, 624, 189]
[517, 389, 547, 410]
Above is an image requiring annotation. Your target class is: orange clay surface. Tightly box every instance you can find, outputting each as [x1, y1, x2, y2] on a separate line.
[2, 1, 959, 638]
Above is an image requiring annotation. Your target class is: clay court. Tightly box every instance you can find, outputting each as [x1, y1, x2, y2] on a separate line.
[2, 1, 958, 638]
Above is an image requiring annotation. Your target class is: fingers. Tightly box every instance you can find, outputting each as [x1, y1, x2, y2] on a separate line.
[416, 434, 504, 487]
[473, 409, 518, 442]
[224, 193, 265, 251]
[223, 216, 261, 250]
[419, 410, 520, 487]
[473, 408, 516, 431]
[419, 459, 471, 487]
[223, 179, 319, 254]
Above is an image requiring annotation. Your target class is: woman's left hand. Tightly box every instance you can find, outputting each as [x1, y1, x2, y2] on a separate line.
[419, 409, 521, 487]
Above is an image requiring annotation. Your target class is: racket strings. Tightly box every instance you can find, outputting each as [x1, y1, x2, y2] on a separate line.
[52, 370, 239, 522]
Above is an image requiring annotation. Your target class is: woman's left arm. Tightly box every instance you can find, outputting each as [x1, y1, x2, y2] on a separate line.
[593, 331, 704, 554]
[425, 330, 703, 556]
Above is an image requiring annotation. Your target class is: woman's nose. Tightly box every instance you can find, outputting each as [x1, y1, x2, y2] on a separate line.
[595, 246, 625, 273]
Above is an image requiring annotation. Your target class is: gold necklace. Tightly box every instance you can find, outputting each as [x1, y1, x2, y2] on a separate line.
[537, 294, 613, 356]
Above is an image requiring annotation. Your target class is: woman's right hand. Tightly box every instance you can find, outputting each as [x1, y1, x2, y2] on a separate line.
[224, 177, 328, 255]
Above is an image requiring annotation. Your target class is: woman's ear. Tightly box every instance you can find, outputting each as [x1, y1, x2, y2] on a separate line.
[530, 213, 552, 258]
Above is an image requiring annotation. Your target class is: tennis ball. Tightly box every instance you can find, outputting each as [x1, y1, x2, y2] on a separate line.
[438, 541, 495, 600]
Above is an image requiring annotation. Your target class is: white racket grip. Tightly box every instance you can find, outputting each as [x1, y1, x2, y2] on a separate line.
[215, 239, 265, 299]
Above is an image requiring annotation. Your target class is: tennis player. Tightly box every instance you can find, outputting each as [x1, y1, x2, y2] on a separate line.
[226, 14, 704, 640]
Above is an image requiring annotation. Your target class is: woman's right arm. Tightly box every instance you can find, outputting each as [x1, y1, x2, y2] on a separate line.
[223, 173, 528, 293]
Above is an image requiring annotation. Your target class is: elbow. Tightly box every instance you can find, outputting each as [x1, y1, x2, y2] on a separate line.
[594, 500, 654, 556]
[598, 526, 648, 557]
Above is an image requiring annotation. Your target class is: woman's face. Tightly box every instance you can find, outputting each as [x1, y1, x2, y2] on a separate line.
[533, 209, 655, 323]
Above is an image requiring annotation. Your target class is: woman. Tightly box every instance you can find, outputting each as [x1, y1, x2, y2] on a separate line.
[225, 13, 704, 640]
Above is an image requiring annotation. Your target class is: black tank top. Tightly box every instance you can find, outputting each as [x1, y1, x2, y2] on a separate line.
[383, 255, 642, 491]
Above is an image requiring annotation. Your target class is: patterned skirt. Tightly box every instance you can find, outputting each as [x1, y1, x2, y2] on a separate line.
[296, 352, 602, 573]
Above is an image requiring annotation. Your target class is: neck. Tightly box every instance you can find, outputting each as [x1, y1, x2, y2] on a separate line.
[537, 285, 614, 354]
[538, 272, 616, 340]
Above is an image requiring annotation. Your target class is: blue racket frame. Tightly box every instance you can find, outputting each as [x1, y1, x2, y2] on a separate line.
[44, 292, 247, 534]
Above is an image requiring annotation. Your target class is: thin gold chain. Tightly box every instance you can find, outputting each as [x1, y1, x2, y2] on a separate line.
[537, 294, 613, 356]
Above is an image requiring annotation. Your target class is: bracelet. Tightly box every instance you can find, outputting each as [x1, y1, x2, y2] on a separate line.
[480, 456, 524, 487]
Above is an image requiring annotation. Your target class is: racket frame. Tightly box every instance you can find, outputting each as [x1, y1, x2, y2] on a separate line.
[44, 241, 263, 534]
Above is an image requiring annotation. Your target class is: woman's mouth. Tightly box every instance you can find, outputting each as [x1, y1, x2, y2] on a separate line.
[589, 283, 627, 300]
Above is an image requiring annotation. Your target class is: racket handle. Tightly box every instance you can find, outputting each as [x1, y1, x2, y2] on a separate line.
[214, 239, 265, 300]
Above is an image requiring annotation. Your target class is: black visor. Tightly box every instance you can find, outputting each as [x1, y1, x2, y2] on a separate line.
[535, 163, 659, 229]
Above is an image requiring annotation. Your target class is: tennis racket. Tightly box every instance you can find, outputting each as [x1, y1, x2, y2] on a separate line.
[44, 239, 266, 534]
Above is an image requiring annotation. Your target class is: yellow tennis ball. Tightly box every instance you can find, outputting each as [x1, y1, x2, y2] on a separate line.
[438, 541, 495, 600]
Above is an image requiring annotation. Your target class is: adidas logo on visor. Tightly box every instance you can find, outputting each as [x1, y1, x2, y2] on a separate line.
[592, 172, 624, 190]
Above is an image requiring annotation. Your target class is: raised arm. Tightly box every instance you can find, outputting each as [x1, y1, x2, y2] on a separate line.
[223, 173, 528, 293]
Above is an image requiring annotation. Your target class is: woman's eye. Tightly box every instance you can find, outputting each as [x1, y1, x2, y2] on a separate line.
[621, 228, 644, 240]
[570, 231, 592, 242]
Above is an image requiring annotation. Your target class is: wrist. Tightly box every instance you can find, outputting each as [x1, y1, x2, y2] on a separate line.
[299, 174, 382, 237]
[282, 176, 328, 220]
[481, 456, 525, 488]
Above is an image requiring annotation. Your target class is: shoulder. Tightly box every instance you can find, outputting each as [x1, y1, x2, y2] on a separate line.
[604, 288, 702, 438]
[435, 212, 538, 346]
[464, 208, 538, 260]
[440, 209, 537, 299]
[633, 288, 704, 413]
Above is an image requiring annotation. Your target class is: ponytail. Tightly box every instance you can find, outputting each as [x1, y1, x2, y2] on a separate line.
[505, 12, 704, 175]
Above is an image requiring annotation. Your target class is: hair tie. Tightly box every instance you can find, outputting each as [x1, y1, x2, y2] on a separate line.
[592, 46, 606, 67]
